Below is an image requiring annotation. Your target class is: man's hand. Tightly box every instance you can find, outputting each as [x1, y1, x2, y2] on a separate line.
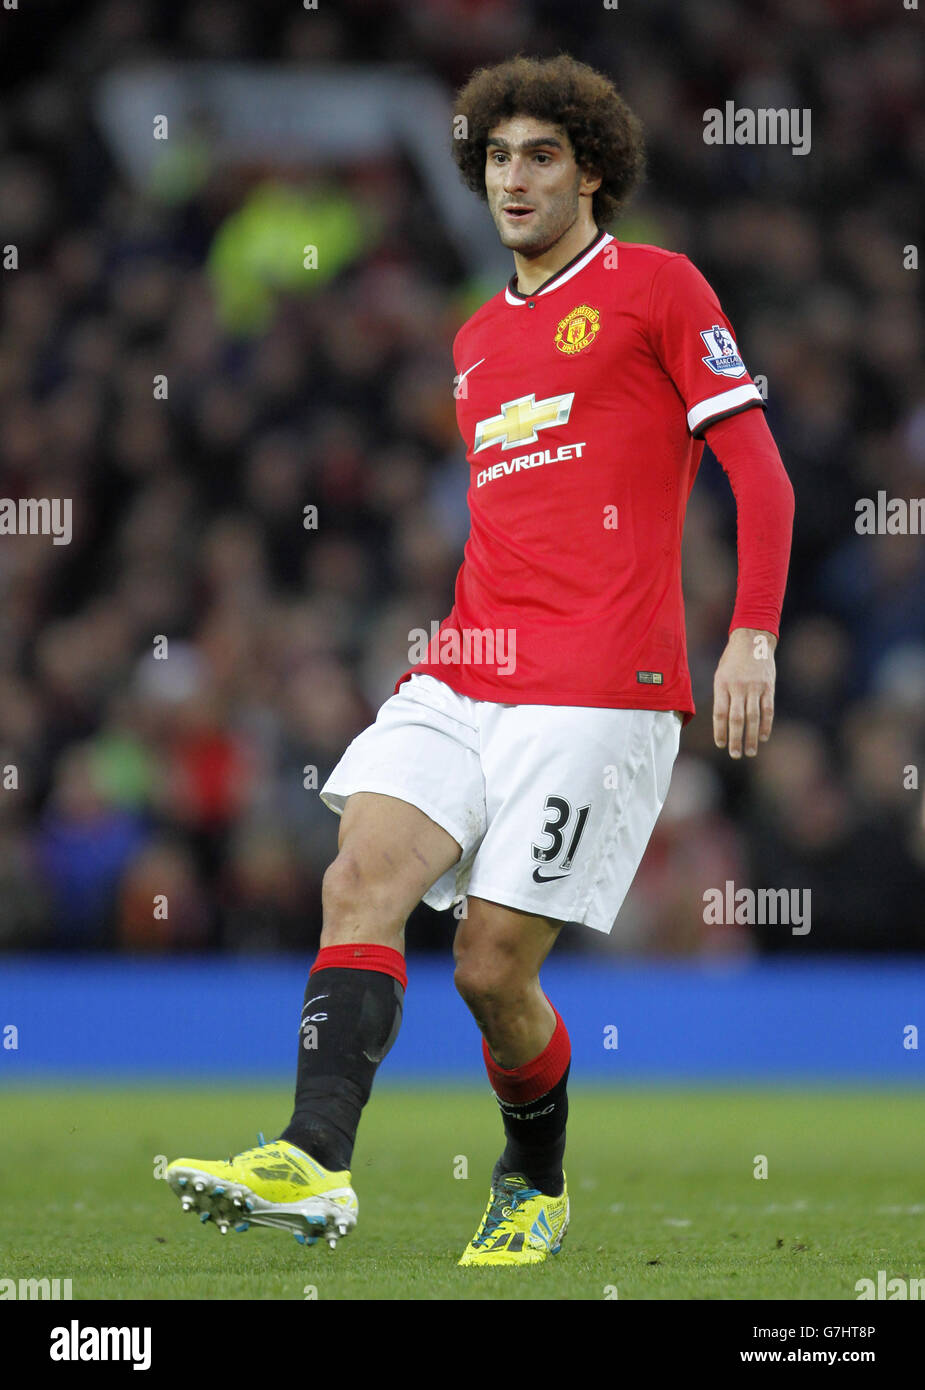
[713, 627, 777, 758]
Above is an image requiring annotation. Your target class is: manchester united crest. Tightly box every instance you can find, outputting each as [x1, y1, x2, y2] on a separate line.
[554, 304, 601, 356]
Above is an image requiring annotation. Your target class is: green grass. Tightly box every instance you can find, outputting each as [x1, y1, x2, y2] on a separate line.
[0, 1083, 922, 1300]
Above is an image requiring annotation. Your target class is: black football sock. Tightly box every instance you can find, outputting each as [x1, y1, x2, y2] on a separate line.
[482, 1000, 571, 1198]
[279, 943, 406, 1172]
[493, 1066, 569, 1197]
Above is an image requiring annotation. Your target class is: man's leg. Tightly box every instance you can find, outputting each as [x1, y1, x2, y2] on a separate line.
[279, 791, 462, 1170]
[453, 897, 569, 1199]
[167, 790, 461, 1242]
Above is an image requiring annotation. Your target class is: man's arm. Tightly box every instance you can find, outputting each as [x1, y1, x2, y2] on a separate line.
[702, 408, 795, 758]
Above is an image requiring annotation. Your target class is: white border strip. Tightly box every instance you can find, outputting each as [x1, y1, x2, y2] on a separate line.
[504, 232, 613, 305]
[687, 383, 763, 435]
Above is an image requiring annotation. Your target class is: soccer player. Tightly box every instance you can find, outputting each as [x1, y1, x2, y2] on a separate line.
[167, 55, 794, 1265]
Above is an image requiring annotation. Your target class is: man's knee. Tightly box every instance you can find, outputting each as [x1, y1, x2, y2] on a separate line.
[322, 849, 374, 915]
[453, 930, 534, 1013]
[320, 850, 404, 946]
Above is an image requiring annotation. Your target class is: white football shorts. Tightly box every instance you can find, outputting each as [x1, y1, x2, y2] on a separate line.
[320, 673, 681, 933]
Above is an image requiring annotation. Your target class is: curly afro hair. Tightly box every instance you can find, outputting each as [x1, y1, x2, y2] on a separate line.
[452, 54, 645, 228]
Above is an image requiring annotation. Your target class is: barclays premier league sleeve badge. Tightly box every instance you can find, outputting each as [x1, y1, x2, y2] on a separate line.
[700, 325, 746, 378]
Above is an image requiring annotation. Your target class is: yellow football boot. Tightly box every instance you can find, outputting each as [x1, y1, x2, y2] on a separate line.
[166, 1135, 357, 1248]
[459, 1169, 569, 1266]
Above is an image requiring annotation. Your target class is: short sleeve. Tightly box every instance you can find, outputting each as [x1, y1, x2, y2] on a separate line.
[647, 254, 765, 438]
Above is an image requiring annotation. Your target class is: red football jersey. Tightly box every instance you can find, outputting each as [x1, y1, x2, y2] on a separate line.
[395, 231, 766, 720]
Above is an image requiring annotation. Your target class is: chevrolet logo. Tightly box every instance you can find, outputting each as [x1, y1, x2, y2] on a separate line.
[473, 392, 575, 453]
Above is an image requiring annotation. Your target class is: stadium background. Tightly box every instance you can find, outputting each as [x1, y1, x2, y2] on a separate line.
[0, 0, 923, 1089]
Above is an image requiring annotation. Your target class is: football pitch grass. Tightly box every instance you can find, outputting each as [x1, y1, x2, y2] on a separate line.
[1, 1083, 922, 1301]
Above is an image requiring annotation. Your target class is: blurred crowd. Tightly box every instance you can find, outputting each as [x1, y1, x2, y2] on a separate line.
[0, 0, 923, 957]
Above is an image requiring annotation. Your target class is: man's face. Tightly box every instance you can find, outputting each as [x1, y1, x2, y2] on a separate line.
[484, 115, 596, 257]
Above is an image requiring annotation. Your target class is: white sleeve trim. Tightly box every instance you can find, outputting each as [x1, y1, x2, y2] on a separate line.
[687, 383, 764, 435]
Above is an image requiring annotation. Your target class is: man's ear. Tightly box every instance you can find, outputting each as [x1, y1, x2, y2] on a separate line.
[580, 168, 602, 198]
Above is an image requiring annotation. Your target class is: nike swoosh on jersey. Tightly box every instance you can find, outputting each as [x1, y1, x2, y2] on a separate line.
[532, 868, 571, 883]
[456, 357, 486, 389]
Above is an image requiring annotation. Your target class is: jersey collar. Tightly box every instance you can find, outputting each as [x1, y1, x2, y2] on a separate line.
[504, 229, 612, 305]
